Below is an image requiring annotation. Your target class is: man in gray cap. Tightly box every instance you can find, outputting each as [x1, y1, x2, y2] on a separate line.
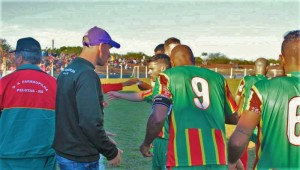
[53, 26, 123, 170]
[0, 37, 57, 169]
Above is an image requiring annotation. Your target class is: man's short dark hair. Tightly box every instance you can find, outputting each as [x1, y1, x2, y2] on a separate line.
[284, 30, 300, 41]
[148, 54, 171, 69]
[15, 51, 42, 64]
[164, 37, 181, 48]
[282, 30, 300, 53]
[154, 44, 165, 54]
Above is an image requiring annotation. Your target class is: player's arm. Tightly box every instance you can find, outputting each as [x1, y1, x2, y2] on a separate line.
[228, 110, 259, 169]
[107, 91, 145, 101]
[140, 73, 171, 157]
[228, 87, 262, 169]
[122, 78, 139, 87]
[102, 78, 140, 94]
[137, 81, 152, 91]
[140, 95, 171, 157]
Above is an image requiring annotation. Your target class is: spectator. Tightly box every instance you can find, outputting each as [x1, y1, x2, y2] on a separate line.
[0, 37, 56, 169]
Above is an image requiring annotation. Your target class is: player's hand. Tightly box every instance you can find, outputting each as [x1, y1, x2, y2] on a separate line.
[139, 142, 153, 157]
[108, 148, 123, 167]
[107, 91, 120, 100]
[103, 101, 109, 107]
[106, 131, 117, 137]
[108, 136, 117, 145]
[228, 159, 244, 170]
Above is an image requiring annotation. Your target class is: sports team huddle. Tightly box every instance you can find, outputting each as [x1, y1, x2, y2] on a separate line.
[0, 27, 299, 170]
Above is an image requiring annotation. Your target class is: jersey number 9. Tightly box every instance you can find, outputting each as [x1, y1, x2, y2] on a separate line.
[191, 77, 210, 110]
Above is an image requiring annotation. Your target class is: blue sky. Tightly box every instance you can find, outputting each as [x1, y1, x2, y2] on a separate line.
[1, 0, 299, 60]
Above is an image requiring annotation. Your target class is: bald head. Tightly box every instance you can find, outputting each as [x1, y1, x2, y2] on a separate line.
[280, 30, 300, 73]
[254, 58, 268, 75]
[170, 45, 195, 67]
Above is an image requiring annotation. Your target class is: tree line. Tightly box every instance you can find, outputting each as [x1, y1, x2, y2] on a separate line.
[0, 38, 279, 65]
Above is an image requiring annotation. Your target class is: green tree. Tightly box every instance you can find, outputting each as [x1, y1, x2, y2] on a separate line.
[0, 38, 12, 52]
[195, 57, 203, 65]
[207, 52, 230, 64]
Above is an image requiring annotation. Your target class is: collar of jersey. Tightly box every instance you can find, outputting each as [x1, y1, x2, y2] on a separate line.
[16, 64, 42, 71]
[287, 71, 300, 78]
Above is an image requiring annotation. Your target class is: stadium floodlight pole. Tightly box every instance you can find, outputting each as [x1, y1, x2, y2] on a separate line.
[52, 39, 54, 49]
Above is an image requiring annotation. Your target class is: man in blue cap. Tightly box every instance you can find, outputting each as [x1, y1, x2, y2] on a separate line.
[53, 26, 123, 170]
[0, 37, 57, 169]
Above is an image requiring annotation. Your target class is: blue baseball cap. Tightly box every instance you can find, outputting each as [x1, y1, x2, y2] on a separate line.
[10, 37, 41, 53]
[82, 26, 120, 48]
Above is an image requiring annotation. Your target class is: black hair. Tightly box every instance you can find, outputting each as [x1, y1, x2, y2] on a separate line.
[15, 51, 42, 64]
[282, 30, 300, 52]
[154, 44, 165, 53]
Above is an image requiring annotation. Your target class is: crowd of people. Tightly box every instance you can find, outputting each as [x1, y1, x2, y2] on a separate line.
[0, 26, 299, 170]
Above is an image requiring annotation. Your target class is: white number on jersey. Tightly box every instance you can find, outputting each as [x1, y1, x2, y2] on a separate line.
[191, 77, 210, 110]
[287, 96, 300, 145]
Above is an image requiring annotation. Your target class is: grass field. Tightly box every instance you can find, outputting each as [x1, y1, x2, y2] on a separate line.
[101, 78, 255, 170]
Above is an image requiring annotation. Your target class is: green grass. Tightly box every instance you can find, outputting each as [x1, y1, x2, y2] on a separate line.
[101, 78, 255, 169]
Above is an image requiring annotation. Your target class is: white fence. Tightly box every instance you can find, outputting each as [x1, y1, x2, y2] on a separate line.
[95, 66, 283, 79]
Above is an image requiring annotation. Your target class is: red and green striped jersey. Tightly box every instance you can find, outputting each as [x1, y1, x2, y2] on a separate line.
[153, 66, 237, 167]
[236, 74, 267, 111]
[244, 72, 300, 169]
[141, 89, 169, 139]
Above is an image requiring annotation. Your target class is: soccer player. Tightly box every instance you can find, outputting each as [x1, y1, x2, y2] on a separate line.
[135, 43, 167, 91]
[228, 30, 300, 169]
[107, 53, 171, 170]
[234, 57, 268, 169]
[140, 45, 239, 169]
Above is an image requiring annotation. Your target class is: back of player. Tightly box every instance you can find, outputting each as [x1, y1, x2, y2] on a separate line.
[238, 75, 267, 111]
[155, 65, 236, 167]
[246, 75, 300, 168]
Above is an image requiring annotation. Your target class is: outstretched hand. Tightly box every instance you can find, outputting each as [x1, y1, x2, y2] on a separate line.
[107, 91, 121, 100]
[108, 148, 123, 167]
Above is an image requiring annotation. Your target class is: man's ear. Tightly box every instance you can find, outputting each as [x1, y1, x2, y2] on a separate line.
[15, 54, 23, 64]
[160, 65, 166, 72]
[279, 54, 285, 66]
[98, 43, 104, 55]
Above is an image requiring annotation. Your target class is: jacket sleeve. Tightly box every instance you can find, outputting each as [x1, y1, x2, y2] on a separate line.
[75, 70, 118, 160]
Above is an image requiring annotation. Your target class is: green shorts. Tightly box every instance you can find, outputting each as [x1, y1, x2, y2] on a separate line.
[168, 165, 227, 170]
[152, 137, 168, 170]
